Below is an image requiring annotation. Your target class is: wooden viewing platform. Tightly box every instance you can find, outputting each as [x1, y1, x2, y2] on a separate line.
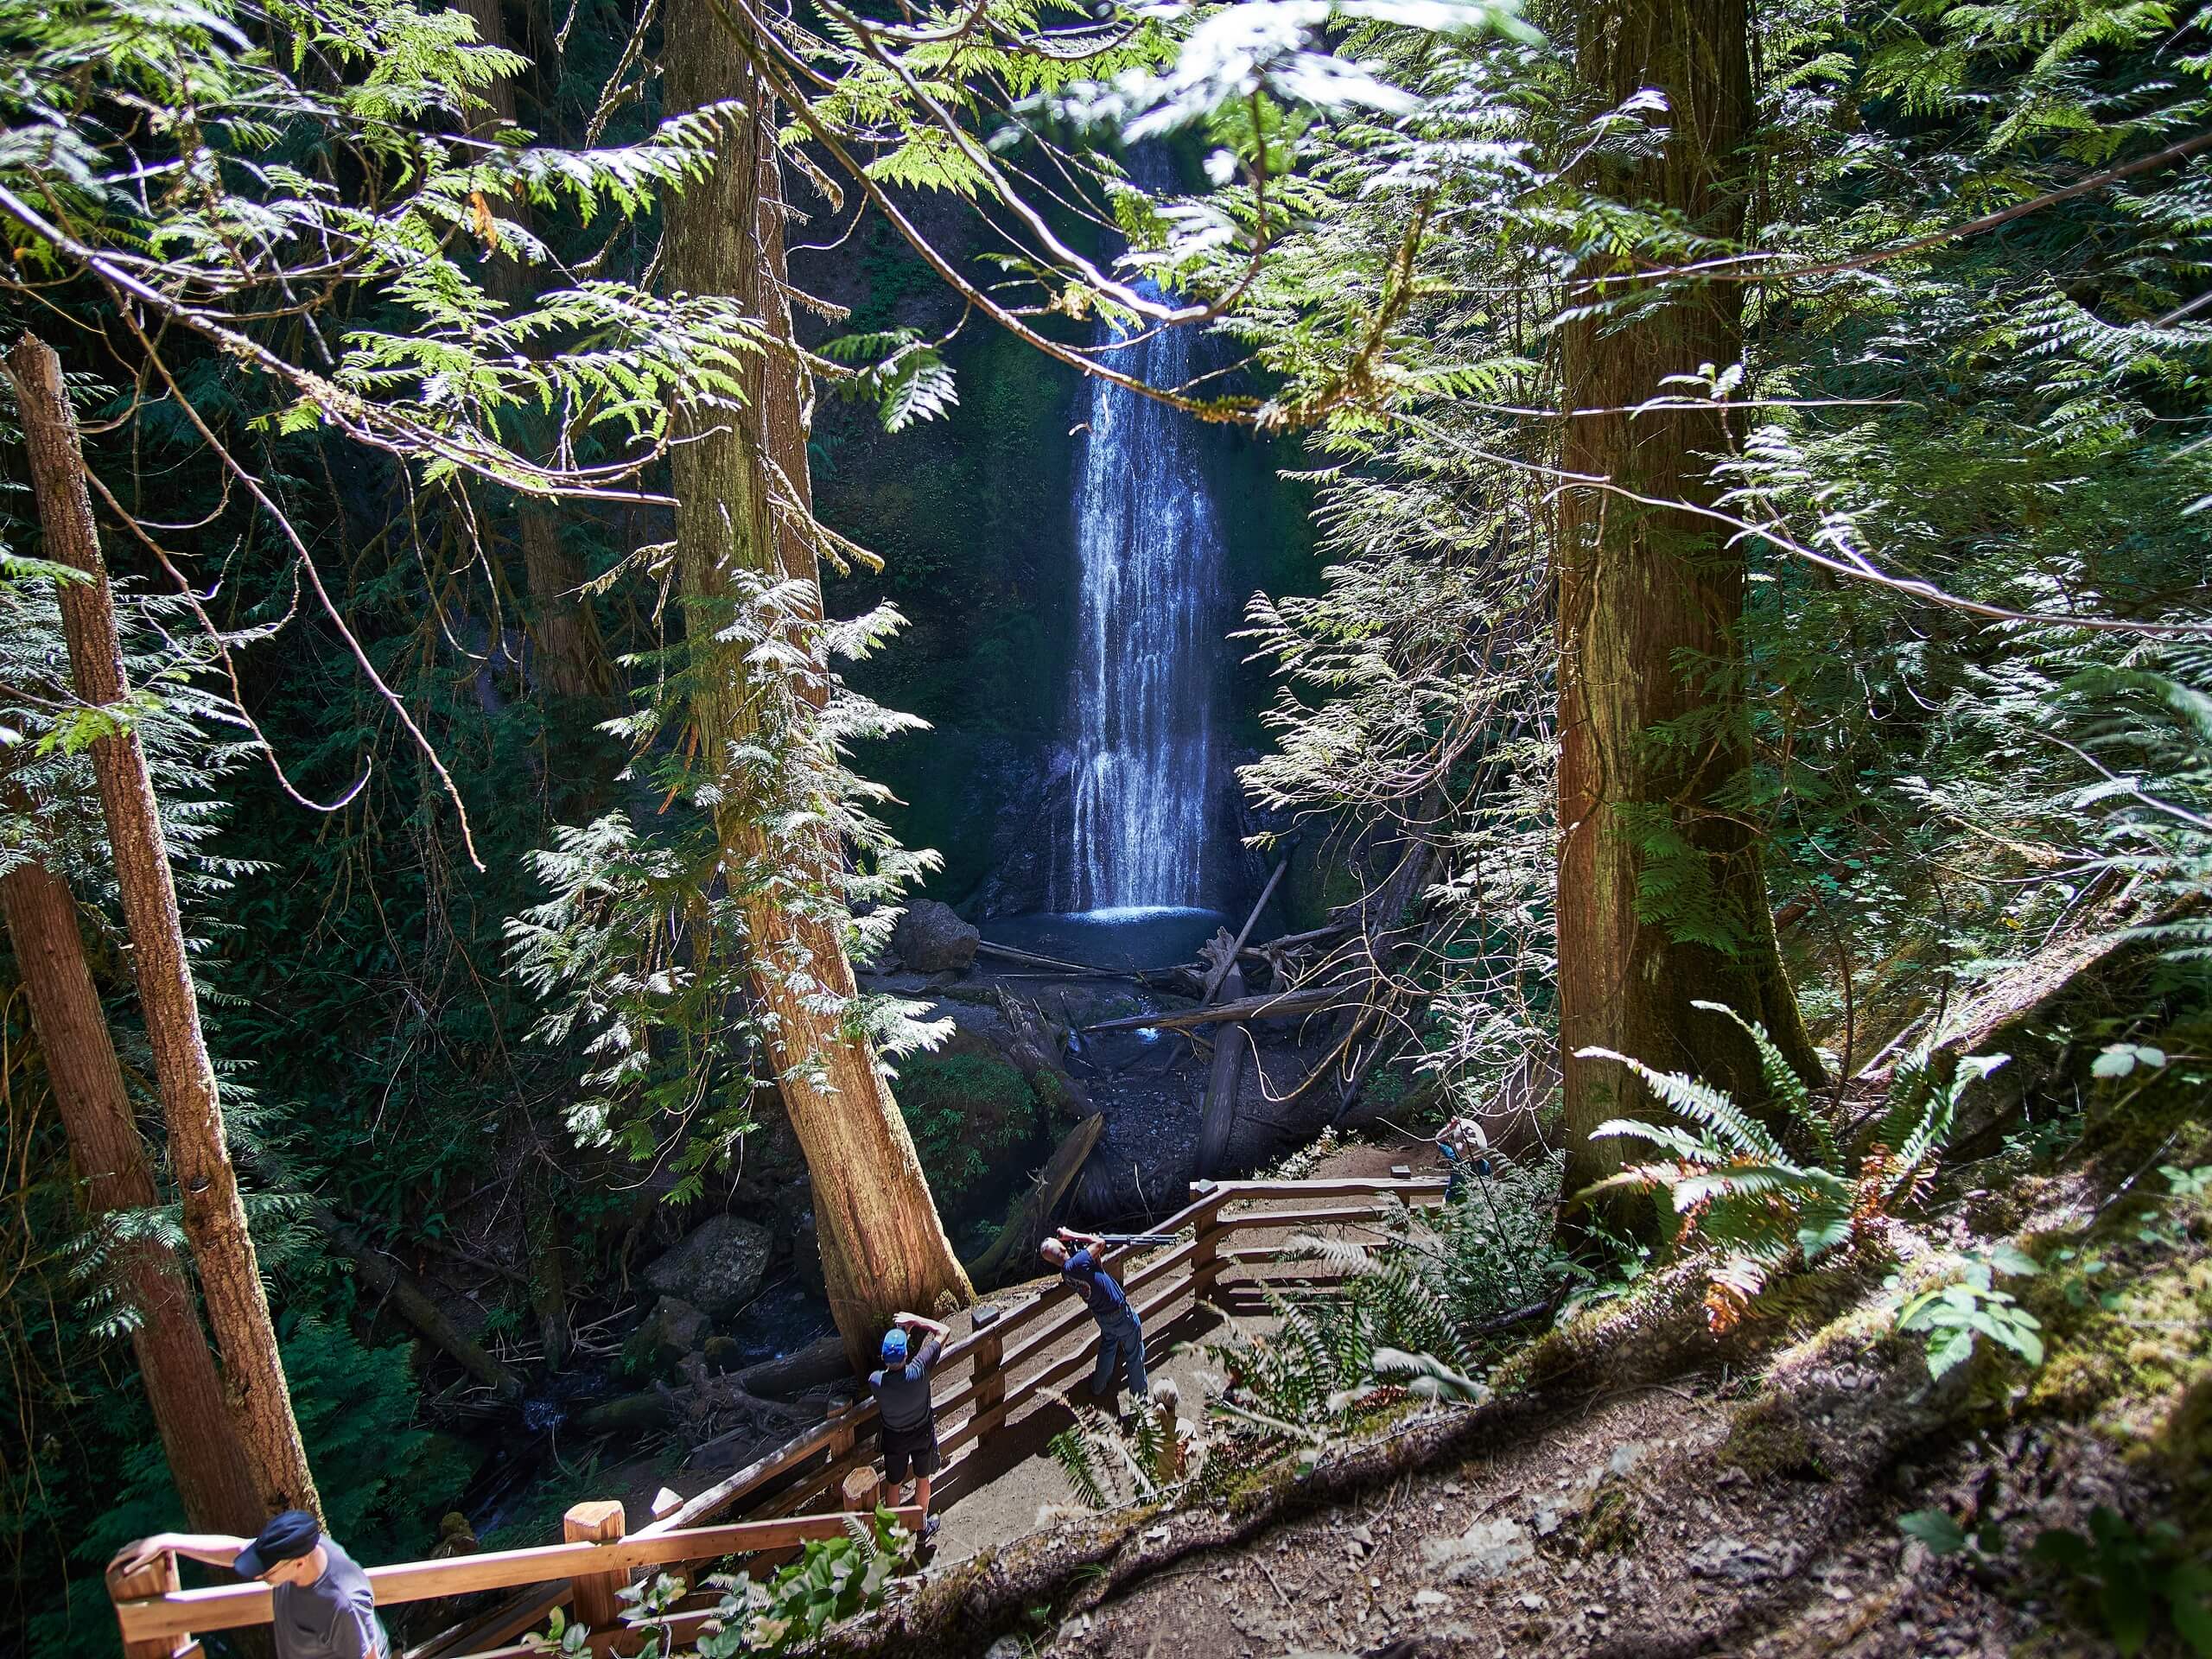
[106, 1176, 1446, 1659]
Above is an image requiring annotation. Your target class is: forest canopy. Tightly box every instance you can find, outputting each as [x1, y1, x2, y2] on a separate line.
[1, 0, 2209, 1649]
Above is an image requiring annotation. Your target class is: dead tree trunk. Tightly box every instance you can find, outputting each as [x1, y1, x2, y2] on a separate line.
[662, 0, 971, 1363]
[1554, 0, 1822, 1208]
[0, 849, 264, 1534]
[8, 331, 321, 1516]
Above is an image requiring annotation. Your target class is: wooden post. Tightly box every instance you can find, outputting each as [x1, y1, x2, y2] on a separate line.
[840, 1466, 883, 1513]
[1191, 1187, 1224, 1310]
[562, 1501, 628, 1631]
[969, 1304, 1004, 1443]
[108, 1548, 200, 1659]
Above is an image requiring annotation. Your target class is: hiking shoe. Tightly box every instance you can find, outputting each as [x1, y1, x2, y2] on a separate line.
[923, 1515, 941, 1539]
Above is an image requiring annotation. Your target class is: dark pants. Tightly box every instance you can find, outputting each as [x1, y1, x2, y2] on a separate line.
[1090, 1310, 1147, 1401]
[882, 1418, 939, 1484]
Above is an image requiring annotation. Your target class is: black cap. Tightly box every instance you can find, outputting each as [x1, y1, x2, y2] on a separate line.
[234, 1510, 321, 1578]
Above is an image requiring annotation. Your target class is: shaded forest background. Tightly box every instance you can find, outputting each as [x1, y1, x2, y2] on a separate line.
[3, 0, 2209, 1649]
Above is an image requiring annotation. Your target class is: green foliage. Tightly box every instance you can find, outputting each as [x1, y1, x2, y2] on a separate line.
[1046, 1389, 1192, 1510]
[2032, 1508, 2212, 1657]
[700, 1510, 916, 1655]
[1579, 1001, 2007, 1321]
[892, 1052, 1039, 1212]
[528, 1509, 914, 1659]
[1, 0, 749, 493]
[507, 570, 949, 1197]
[1890, 1245, 2046, 1378]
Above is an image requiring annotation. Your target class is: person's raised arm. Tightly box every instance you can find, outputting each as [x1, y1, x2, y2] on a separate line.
[895, 1312, 950, 1340]
[1056, 1227, 1103, 1249]
[111, 1534, 251, 1579]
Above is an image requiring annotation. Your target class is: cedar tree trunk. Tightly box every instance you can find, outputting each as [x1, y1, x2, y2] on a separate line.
[8, 332, 321, 1516]
[662, 0, 971, 1361]
[0, 851, 264, 1534]
[1554, 0, 1823, 1205]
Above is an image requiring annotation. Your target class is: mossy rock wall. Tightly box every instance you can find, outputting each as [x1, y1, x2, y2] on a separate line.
[894, 1048, 1043, 1215]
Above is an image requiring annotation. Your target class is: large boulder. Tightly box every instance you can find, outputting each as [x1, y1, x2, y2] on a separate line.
[894, 899, 980, 975]
[645, 1215, 772, 1319]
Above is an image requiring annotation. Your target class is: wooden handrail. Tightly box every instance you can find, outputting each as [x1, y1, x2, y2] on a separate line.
[111, 1509, 925, 1644]
[373, 1174, 1449, 1659]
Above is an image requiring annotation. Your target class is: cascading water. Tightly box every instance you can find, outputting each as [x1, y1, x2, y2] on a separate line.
[1054, 285, 1226, 917]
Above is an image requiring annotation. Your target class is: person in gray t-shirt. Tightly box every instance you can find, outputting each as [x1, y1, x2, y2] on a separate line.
[867, 1311, 948, 1533]
[115, 1510, 389, 1659]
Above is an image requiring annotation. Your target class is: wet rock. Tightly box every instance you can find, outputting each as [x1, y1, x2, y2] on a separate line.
[1421, 1516, 1535, 1584]
[895, 899, 979, 975]
[792, 1211, 826, 1300]
[645, 1215, 772, 1318]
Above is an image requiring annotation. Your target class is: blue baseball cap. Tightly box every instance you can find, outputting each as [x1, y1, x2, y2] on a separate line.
[234, 1510, 320, 1578]
[880, 1328, 908, 1362]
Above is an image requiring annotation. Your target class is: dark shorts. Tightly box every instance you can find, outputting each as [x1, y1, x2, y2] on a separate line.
[882, 1418, 939, 1484]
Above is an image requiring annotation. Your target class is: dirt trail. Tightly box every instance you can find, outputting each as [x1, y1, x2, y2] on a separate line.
[941, 1314, 2042, 1659]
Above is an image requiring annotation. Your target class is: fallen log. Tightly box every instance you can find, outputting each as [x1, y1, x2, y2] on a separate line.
[1238, 917, 1357, 961]
[1195, 962, 1247, 1179]
[1201, 847, 1293, 1005]
[971, 941, 1192, 989]
[734, 1333, 855, 1400]
[1080, 981, 1368, 1035]
[229, 1143, 527, 1400]
[966, 1113, 1107, 1289]
[333, 1217, 527, 1401]
[994, 988, 1093, 1114]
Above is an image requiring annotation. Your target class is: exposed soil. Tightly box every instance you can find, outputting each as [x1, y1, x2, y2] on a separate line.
[1044, 1367, 2035, 1659]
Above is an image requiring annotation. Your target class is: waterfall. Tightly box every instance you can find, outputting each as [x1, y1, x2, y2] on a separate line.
[1058, 287, 1225, 914]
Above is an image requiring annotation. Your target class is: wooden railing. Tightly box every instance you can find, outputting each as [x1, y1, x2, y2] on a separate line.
[105, 1506, 926, 1659]
[108, 1175, 1442, 1659]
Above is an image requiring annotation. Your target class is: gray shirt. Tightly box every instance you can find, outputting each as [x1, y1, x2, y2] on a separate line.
[868, 1333, 944, 1433]
[272, 1539, 387, 1659]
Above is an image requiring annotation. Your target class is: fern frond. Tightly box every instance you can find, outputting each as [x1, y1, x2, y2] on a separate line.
[1575, 1047, 1788, 1160]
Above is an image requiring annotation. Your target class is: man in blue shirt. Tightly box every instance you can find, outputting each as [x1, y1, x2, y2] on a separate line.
[1438, 1113, 1491, 1202]
[1039, 1226, 1147, 1405]
[867, 1311, 948, 1530]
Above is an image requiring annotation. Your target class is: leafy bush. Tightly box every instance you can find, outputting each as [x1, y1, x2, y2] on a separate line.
[531, 1509, 915, 1659]
[1418, 1153, 1580, 1329]
[2033, 1508, 2212, 1657]
[1890, 1245, 2045, 1379]
[1047, 1387, 1197, 1510]
[892, 1052, 1039, 1212]
[1578, 1001, 2006, 1325]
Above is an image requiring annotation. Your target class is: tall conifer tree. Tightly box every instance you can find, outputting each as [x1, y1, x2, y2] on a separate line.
[1554, 0, 1824, 1204]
